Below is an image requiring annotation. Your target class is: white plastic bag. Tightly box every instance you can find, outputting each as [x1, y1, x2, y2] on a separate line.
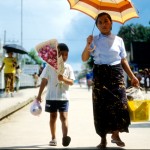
[126, 87, 145, 100]
[30, 99, 42, 116]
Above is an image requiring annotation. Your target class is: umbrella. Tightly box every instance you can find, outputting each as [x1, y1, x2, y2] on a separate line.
[35, 39, 65, 75]
[67, 0, 139, 24]
[3, 44, 28, 55]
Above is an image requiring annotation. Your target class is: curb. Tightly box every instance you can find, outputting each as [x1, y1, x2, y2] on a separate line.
[0, 96, 35, 120]
[0, 89, 46, 120]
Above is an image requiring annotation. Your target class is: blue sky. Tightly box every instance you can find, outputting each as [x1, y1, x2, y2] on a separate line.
[0, 0, 150, 71]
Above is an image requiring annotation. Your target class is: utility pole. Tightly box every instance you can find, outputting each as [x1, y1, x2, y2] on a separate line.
[4, 30, 6, 45]
[18, 0, 23, 65]
[21, 0, 23, 46]
[3, 30, 6, 57]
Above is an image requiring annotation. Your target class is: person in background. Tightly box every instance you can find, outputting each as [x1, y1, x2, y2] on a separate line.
[138, 69, 144, 88]
[144, 68, 150, 93]
[82, 12, 139, 148]
[15, 65, 21, 92]
[86, 71, 93, 91]
[0, 51, 17, 97]
[78, 78, 82, 87]
[33, 72, 39, 88]
[36, 43, 75, 147]
[38, 65, 44, 76]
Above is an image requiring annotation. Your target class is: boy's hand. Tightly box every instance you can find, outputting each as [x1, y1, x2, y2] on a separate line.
[58, 74, 64, 81]
[36, 96, 42, 103]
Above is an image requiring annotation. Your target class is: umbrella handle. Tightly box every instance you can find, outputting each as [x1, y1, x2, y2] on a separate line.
[88, 23, 96, 49]
[91, 23, 96, 35]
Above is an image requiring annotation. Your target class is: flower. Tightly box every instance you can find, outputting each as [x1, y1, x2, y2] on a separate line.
[38, 44, 58, 70]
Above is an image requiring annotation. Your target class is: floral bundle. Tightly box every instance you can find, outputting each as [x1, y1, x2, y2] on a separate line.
[35, 39, 64, 75]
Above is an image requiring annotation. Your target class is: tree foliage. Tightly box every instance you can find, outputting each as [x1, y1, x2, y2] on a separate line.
[27, 48, 43, 65]
[77, 56, 94, 80]
[118, 23, 150, 51]
[87, 56, 94, 70]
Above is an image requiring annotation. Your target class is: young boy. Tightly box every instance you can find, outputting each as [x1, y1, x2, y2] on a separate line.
[36, 43, 75, 147]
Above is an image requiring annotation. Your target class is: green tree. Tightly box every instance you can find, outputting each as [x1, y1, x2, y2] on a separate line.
[28, 48, 43, 65]
[118, 23, 150, 51]
[77, 56, 94, 80]
[87, 56, 94, 70]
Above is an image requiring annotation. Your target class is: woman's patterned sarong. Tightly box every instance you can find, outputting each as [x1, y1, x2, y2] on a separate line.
[92, 64, 130, 137]
[4, 73, 15, 93]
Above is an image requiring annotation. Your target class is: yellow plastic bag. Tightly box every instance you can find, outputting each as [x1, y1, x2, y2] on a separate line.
[127, 100, 150, 122]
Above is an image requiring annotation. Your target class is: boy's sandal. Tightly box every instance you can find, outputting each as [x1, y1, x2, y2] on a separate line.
[49, 139, 57, 146]
[111, 139, 125, 147]
[62, 136, 71, 147]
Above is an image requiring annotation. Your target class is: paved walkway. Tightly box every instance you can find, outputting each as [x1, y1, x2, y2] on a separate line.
[0, 85, 150, 149]
[0, 87, 41, 120]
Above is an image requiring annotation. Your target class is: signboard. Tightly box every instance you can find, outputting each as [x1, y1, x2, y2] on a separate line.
[22, 65, 39, 75]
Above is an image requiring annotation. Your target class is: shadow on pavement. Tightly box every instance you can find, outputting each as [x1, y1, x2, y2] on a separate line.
[129, 121, 150, 128]
[0, 145, 125, 150]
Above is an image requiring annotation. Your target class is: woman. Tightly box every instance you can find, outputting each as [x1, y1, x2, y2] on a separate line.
[0, 51, 17, 97]
[82, 12, 139, 148]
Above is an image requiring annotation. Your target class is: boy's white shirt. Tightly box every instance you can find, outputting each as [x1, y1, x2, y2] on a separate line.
[40, 63, 75, 101]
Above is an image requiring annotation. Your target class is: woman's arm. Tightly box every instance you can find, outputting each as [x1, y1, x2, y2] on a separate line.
[82, 35, 93, 62]
[121, 58, 139, 87]
[82, 46, 91, 62]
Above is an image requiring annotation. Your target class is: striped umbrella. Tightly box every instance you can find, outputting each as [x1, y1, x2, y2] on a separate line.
[67, 0, 139, 24]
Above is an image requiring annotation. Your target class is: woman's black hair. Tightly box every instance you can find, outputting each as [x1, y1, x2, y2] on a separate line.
[95, 12, 112, 26]
[6, 50, 13, 54]
[58, 43, 69, 52]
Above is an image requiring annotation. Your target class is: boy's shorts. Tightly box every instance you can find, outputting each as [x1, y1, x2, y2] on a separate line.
[45, 100, 69, 113]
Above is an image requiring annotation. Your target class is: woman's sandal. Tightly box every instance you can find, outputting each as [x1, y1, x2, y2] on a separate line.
[49, 139, 57, 146]
[97, 143, 107, 149]
[97, 139, 107, 149]
[111, 139, 125, 147]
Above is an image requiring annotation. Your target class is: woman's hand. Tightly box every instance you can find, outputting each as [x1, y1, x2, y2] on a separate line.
[131, 76, 140, 87]
[87, 35, 93, 46]
[82, 35, 95, 61]
[86, 35, 96, 52]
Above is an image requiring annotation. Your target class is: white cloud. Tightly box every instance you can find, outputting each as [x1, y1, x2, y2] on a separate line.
[0, 0, 81, 49]
[22, 0, 81, 41]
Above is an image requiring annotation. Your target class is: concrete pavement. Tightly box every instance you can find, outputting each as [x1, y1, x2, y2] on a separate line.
[0, 84, 150, 149]
[0, 87, 41, 120]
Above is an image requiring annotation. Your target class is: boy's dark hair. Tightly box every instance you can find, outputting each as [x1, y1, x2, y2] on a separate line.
[58, 43, 69, 52]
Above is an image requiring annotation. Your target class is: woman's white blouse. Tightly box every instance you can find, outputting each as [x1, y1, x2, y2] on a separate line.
[91, 33, 127, 65]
